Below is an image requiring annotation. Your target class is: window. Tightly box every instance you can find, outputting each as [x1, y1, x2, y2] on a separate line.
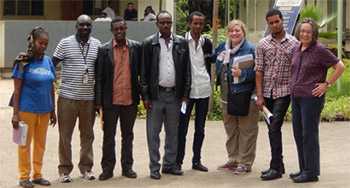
[3, 0, 44, 16]
[84, 0, 116, 16]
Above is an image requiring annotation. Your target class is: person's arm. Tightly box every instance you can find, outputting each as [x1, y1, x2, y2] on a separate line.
[312, 60, 345, 97]
[136, 42, 142, 98]
[140, 40, 151, 109]
[183, 41, 191, 101]
[213, 44, 225, 87]
[236, 67, 255, 83]
[94, 47, 104, 109]
[50, 84, 57, 127]
[12, 78, 22, 129]
[52, 39, 65, 67]
[52, 56, 62, 67]
[254, 44, 265, 110]
[255, 71, 265, 110]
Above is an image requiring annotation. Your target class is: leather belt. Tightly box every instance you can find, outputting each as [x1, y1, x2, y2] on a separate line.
[159, 86, 175, 92]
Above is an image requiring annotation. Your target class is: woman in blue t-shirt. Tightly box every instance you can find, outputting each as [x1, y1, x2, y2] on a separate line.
[11, 27, 56, 188]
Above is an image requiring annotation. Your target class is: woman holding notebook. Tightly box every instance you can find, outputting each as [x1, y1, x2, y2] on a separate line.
[11, 27, 56, 188]
[215, 20, 259, 175]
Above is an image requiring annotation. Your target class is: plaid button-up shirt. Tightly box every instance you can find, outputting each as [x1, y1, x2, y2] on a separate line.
[255, 33, 298, 99]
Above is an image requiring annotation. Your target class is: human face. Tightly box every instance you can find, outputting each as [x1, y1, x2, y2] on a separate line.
[299, 23, 313, 46]
[76, 16, 92, 38]
[111, 21, 127, 42]
[228, 25, 244, 46]
[189, 15, 205, 36]
[33, 34, 49, 56]
[266, 15, 283, 35]
[157, 14, 172, 37]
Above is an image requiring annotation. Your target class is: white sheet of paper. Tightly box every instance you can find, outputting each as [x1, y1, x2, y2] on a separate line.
[181, 101, 187, 114]
[13, 121, 28, 146]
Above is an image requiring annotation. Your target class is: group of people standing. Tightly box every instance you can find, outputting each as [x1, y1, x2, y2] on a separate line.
[11, 8, 344, 188]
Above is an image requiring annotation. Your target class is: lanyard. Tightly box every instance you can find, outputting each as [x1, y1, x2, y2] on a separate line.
[79, 42, 90, 72]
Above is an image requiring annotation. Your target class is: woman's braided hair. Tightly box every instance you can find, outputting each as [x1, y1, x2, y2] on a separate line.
[26, 26, 48, 58]
[13, 26, 48, 69]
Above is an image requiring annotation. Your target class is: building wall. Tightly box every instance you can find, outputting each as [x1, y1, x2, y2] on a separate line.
[0, 20, 157, 69]
[0, 21, 4, 68]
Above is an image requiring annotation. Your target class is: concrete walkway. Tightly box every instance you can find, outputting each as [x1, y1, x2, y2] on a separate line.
[0, 79, 349, 188]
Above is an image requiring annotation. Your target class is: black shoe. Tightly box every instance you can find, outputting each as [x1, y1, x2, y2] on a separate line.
[261, 168, 270, 175]
[289, 171, 301, 179]
[176, 164, 182, 171]
[260, 169, 282, 181]
[162, 168, 184, 175]
[98, 172, 113, 181]
[32, 178, 51, 186]
[261, 166, 285, 175]
[122, 169, 137, 178]
[150, 171, 161, 180]
[292, 173, 319, 183]
[19, 180, 34, 188]
[192, 163, 208, 172]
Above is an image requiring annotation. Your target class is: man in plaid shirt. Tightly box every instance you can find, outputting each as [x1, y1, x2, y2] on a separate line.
[255, 9, 298, 181]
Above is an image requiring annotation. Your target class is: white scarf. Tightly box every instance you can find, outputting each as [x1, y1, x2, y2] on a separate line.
[223, 39, 244, 64]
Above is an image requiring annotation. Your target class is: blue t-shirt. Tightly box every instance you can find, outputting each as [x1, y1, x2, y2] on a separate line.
[12, 55, 56, 113]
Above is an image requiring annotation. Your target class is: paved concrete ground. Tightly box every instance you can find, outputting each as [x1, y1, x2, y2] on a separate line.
[1, 79, 349, 188]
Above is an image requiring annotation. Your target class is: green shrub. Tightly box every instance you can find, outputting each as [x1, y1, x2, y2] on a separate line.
[175, 0, 189, 35]
[137, 102, 146, 119]
[321, 96, 350, 121]
[319, 32, 337, 39]
[207, 88, 223, 120]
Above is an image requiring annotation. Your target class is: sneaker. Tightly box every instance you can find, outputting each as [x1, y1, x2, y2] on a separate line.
[81, 171, 96, 180]
[233, 164, 251, 175]
[59, 174, 72, 183]
[19, 179, 34, 188]
[217, 161, 237, 170]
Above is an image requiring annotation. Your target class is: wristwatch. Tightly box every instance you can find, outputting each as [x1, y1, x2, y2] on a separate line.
[325, 80, 331, 88]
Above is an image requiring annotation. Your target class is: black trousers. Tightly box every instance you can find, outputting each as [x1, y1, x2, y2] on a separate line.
[101, 104, 137, 173]
[292, 96, 324, 176]
[177, 97, 209, 165]
[264, 95, 290, 171]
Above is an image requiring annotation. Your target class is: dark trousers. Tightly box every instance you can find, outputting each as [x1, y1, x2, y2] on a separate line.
[177, 97, 209, 165]
[292, 96, 324, 176]
[101, 104, 137, 173]
[264, 95, 290, 171]
[146, 90, 181, 173]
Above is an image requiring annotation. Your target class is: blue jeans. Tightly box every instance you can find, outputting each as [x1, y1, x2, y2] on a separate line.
[292, 96, 324, 176]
